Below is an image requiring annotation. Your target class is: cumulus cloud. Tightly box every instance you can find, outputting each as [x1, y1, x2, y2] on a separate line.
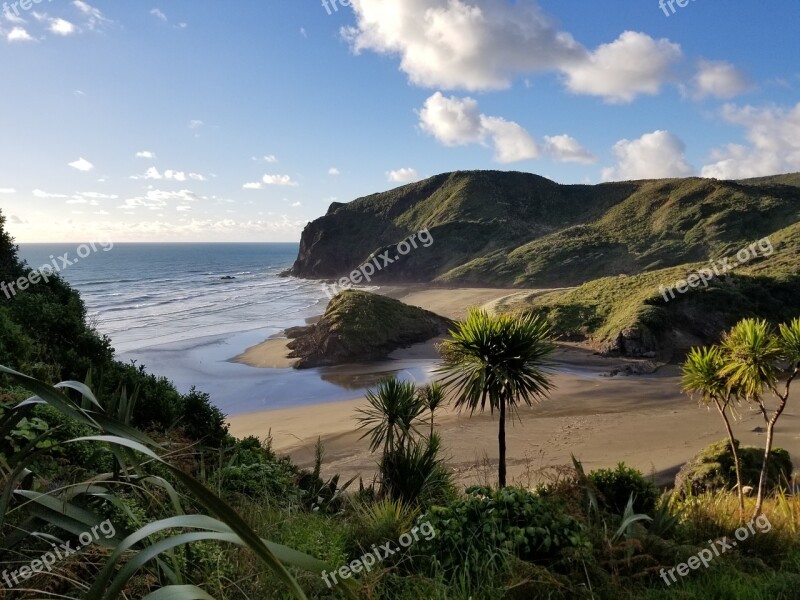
[386, 168, 419, 183]
[150, 8, 167, 22]
[243, 182, 263, 190]
[136, 150, 156, 159]
[49, 18, 76, 36]
[7, 27, 33, 42]
[344, 1, 681, 102]
[328, 167, 340, 175]
[691, 60, 750, 100]
[262, 174, 299, 186]
[418, 92, 590, 164]
[418, 92, 538, 162]
[543, 135, 595, 164]
[700, 102, 800, 179]
[263, 154, 278, 163]
[131, 167, 206, 181]
[0, 188, 15, 194]
[562, 31, 681, 103]
[602, 130, 694, 181]
[68, 157, 94, 172]
[344, 0, 584, 91]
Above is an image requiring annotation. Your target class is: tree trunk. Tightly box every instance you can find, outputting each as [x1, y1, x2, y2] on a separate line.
[754, 414, 780, 517]
[498, 397, 507, 488]
[715, 399, 744, 519]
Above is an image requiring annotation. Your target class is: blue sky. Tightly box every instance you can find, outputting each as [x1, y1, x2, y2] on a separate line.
[0, 0, 798, 242]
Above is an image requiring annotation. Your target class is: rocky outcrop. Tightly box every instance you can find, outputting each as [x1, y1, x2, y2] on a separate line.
[286, 290, 451, 368]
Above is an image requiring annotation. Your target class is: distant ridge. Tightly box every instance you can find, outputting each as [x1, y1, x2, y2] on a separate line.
[290, 170, 800, 288]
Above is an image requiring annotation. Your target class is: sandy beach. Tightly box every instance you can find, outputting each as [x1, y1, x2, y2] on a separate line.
[228, 287, 800, 488]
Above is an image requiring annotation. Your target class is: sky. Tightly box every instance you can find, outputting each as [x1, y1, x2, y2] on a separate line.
[0, 0, 798, 243]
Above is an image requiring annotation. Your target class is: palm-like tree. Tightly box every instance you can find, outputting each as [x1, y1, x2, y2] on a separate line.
[356, 377, 424, 455]
[719, 318, 800, 517]
[417, 382, 447, 437]
[437, 309, 556, 487]
[682, 345, 745, 517]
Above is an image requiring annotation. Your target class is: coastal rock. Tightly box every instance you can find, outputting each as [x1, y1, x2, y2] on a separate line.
[286, 290, 451, 369]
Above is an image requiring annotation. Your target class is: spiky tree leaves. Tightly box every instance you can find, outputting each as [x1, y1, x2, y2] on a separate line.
[356, 377, 424, 455]
[437, 309, 556, 487]
[681, 346, 746, 516]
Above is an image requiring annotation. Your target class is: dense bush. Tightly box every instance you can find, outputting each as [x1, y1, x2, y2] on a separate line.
[419, 486, 589, 583]
[220, 460, 300, 502]
[674, 439, 793, 496]
[589, 463, 660, 515]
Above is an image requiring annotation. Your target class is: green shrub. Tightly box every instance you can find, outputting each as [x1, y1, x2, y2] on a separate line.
[588, 463, 659, 515]
[674, 439, 793, 495]
[220, 460, 299, 502]
[418, 486, 589, 583]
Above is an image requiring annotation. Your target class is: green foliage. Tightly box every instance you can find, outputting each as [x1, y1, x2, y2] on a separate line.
[419, 486, 589, 584]
[220, 460, 300, 502]
[357, 377, 424, 454]
[674, 439, 793, 495]
[588, 463, 660, 515]
[379, 433, 456, 507]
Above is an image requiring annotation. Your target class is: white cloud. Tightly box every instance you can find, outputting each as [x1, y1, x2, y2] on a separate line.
[136, 150, 156, 159]
[7, 27, 33, 42]
[150, 8, 167, 22]
[691, 60, 751, 100]
[72, 1, 109, 30]
[189, 119, 204, 129]
[292, 201, 302, 207]
[328, 167, 340, 175]
[602, 130, 694, 181]
[262, 174, 299, 186]
[68, 157, 94, 172]
[544, 135, 595, 164]
[131, 167, 206, 181]
[120, 189, 201, 210]
[418, 92, 539, 162]
[263, 154, 278, 163]
[562, 31, 681, 103]
[243, 182, 263, 190]
[701, 102, 800, 179]
[387, 168, 419, 183]
[76, 191, 118, 200]
[0, 188, 16, 194]
[49, 18, 76, 36]
[344, 0, 584, 91]
[33, 189, 69, 199]
[344, 2, 680, 103]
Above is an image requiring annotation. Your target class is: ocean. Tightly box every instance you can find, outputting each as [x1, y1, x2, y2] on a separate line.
[16, 243, 433, 416]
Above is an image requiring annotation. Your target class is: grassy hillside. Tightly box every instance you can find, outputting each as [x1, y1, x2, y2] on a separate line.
[291, 171, 800, 288]
[505, 220, 800, 356]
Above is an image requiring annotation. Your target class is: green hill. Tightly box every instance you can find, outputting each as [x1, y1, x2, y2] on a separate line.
[290, 170, 800, 288]
[291, 170, 800, 356]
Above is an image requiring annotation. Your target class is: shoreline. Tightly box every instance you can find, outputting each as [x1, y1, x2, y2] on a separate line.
[224, 284, 800, 489]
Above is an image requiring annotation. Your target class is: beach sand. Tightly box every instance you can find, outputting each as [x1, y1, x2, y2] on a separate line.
[227, 287, 800, 488]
